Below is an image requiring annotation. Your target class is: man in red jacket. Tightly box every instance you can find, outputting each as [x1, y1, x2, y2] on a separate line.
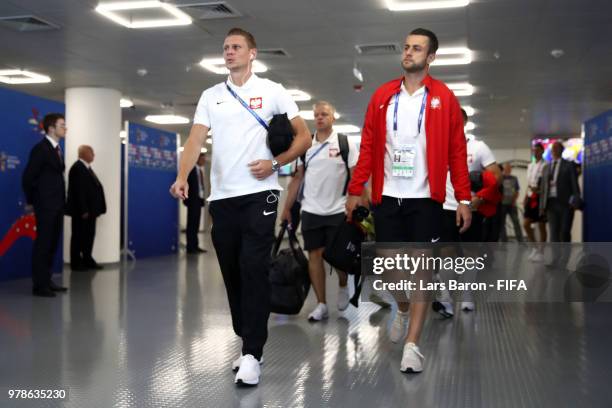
[346, 28, 472, 374]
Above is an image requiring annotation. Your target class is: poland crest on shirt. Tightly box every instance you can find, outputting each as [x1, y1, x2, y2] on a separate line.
[430, 97, 441, 109]
[250, 97, 262, 109]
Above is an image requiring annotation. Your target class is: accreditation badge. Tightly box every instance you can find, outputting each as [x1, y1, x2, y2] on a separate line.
[392, 144, 416, 178]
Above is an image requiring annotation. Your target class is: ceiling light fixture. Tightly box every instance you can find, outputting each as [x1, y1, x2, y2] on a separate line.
[334, 124, 361, 134]
[464, 122, 476, 131]
[386, 0, 470, 11]
[353, 63, 364, 82]
[287, 89, 311, 102]
[206, 138, 212, 144]
[431, 47, 472, 66]
[120, 98, 134, 108]
[448, 82, 474, 97]
[0, 69, 51, 84]
[298, 110, 341, 120]
[145, 115, 189, 125]
[95, 1, 192, 29]
[198, 57, 268, 74]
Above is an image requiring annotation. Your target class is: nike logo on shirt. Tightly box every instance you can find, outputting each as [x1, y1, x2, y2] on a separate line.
[431, 237, 440, 243]
[263, 211, 276, 216]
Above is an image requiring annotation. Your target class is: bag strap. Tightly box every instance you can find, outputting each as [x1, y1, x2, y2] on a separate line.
[272, 222, 287, 256]
[225, 82, 269, 131]
[338, 133, 351, 195]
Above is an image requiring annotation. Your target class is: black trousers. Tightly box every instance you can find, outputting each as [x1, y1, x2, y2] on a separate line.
[547, 198, 574, 267]
[71, 216, 97, 267]
[32, 208, 63, 290]
[186, 202, 202, 251]
[547, 198, 574, 243]
[209, 190, 278, 360]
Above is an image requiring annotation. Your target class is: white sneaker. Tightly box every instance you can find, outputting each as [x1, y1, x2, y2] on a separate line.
[308, 303, 329, 321]
[532, 251, 545, 262]
[528, 248, 536, 260]
[235, 354, 261, 386]
[389, 309, 409, 343]
[232, 354, 264, 372]
[461, 301, 475, 312]
[400, 342, 424, 373]
[337, 286, 350, 311]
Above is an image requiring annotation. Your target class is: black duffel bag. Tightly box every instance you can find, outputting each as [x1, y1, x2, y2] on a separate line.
[269, 221, 310, 315]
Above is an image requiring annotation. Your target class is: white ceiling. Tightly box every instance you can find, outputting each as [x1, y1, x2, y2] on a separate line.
[0, 0, 611, 148]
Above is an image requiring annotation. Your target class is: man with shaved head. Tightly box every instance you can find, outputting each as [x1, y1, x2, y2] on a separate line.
[66, 145, 106, 271]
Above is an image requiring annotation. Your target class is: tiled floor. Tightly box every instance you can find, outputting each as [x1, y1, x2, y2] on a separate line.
[1, 235, 611, 407]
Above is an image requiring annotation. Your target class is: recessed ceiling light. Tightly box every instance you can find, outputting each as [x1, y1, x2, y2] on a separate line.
[198, 57, 268, 74]
[206, 138, 212, 144]
[464, 122, 476, 131]
[298, 110, 341, 120]
[95, 1, 192, 29]
[463, 106, 476, 116]
[200, 147, 208, 153]
[448, 82, 474, 97]
[0, 69, 51, 84]
[145, 115, 189, 125]
[334, 124, 360, 134]
[386, 0, 470, 11]
[120, 98, 134, 108]
[431, 47, 472, 66]
[550, 49, 565, 59]
[287, 89, 311, 102]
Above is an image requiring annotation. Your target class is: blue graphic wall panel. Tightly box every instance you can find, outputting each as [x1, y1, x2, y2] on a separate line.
[126, 122, 178, 258]
[583, 110, 612, 242]
[0, 86, 64, 281]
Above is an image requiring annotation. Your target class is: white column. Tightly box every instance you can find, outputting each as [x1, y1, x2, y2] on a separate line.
[64, 88, 121, 263]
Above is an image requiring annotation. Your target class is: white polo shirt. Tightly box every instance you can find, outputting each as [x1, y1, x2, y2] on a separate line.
[382, 85, 429, 199]
[527, 159, 547, 190]
[298, 131, 359, 216]
[443, 136, 496, 211]
[193, 74, 299, 201]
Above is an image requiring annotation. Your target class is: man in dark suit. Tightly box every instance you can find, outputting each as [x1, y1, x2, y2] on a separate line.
[66, 145, 107, 270]
[22, 113, 68, 297]
[542, 141, 581, 268]
[184, 153, 207, 254]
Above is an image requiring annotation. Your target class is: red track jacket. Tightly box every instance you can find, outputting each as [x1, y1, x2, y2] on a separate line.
[348, 75, 471, 205]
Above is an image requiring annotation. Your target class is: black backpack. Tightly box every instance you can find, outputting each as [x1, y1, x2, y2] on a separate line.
[301, 133, 351, 195]
[269, 221, 310, 315]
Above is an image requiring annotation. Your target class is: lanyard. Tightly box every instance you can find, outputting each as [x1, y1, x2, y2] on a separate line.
[393, 88, 427, 138]
[304, 142, 329, 170]
[225, 82, 269, 131]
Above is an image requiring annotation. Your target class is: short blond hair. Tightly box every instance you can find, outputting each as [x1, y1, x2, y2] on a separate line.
[312, 101, 336, 115]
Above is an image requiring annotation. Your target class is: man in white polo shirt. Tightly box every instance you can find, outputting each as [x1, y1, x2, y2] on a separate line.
[170, 27, 311, 387]
[435, 108, 500, 316]
[280, 101, 359, 322]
